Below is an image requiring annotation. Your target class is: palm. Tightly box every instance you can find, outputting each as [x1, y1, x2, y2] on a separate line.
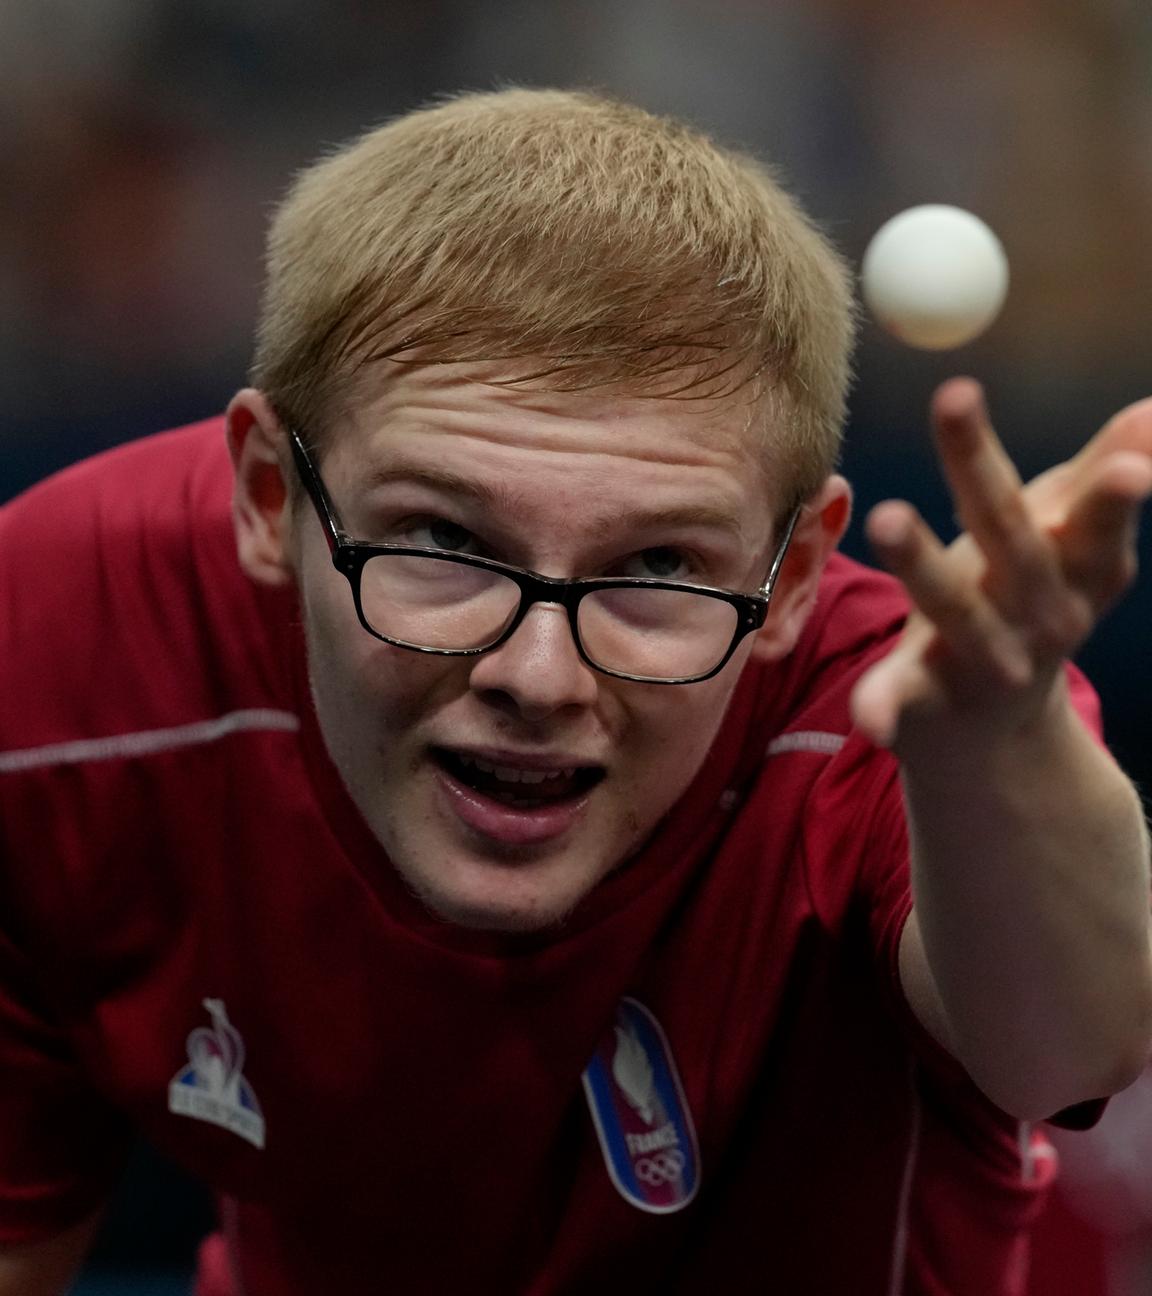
[850, 380, 1152, 752]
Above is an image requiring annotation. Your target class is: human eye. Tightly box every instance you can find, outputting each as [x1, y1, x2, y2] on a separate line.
[617, 547, 695, 582]
[395, 516, 482, 554]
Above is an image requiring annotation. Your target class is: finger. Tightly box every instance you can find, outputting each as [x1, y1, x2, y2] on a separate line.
[930, 379, 1061, 603]
[1055, 450, 1152, 607]
[1024, 396, 1152, 526]
[1072, 396, 1152, 474]
[850, 646, 937, 749]
[866, 499, 1032, 687]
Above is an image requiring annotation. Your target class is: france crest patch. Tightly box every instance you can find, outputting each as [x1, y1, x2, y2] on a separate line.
[168, 998, 265, 1149]
[582, 997, 700, 1213]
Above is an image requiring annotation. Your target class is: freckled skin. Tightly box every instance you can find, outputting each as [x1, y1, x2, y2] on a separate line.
[291, 368, 793, 933]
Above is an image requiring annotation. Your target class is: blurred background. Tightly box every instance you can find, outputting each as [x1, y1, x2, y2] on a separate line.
[1, 1, 1150, 1292]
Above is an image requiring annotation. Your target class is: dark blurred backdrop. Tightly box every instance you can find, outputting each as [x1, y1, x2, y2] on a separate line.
[2, 2, 1150, 1292]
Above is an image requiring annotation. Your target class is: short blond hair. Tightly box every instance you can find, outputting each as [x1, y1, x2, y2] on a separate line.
[252, 87, 856, 509]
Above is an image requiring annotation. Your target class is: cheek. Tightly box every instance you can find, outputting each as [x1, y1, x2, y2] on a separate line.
[301, 569, 430, 739]
[309, 622, 441, 742]
[628, 674, 739, 783]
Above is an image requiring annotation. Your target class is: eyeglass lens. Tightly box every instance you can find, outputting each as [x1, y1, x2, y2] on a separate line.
[357, 553, 740, 679]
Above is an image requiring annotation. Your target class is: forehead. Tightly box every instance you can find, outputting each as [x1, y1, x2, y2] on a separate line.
[331, 363, 783, 509]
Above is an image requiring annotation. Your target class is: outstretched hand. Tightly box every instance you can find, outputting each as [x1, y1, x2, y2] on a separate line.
[851, 378, 1152, 753]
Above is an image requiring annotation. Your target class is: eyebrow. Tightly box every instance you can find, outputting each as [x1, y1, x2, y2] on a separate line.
[362, 464, 512, 510]
[361, 465, 750, 540]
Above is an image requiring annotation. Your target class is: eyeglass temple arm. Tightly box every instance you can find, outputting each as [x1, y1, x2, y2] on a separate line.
[759, 505, 802, 599]
[287, 427, 345, 557]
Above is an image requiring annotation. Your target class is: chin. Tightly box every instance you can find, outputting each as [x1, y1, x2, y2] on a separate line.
[405, 863, 593, 934]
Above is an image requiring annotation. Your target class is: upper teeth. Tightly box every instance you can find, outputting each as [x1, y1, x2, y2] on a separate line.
[460, 755, 576, 784]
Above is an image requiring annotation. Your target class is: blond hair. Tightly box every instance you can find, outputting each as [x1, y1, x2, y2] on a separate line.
[252, 87, 856, 509]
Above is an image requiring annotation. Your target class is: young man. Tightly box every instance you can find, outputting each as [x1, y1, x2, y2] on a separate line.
[1, 89, 1150, 1295]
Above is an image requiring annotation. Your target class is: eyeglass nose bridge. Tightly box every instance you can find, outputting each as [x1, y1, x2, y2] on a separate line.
[484, 568, 594, 656]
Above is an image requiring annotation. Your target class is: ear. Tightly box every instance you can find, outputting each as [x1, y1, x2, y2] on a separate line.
[225, 388, 295, 587]
[754, 475, 853, 659]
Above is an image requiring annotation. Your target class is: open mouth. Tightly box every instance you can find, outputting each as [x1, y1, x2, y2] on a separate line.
[433, 749, 605, 810]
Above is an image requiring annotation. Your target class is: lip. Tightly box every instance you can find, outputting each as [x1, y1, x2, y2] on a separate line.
[432, 756, 596, 847]
[442, 745, 604, 773]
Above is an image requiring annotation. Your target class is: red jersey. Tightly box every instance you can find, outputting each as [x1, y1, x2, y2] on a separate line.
[0, 420, 1101, 1294]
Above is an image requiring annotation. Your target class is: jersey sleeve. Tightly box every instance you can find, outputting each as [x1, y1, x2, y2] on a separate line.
[861, 662, 1113, 1130]
[0, 910, 131, 1243]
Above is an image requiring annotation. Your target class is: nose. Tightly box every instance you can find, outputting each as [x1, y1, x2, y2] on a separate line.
[468, 602, 599, 721]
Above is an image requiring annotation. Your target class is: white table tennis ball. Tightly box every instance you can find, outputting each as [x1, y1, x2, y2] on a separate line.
[861, 204, 1009, 350]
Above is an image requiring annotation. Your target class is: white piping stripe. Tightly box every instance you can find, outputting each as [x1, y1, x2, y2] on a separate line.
[765, 730, 847, 758]
[0, 709, 300, 773]
[887, 1066, 923, 1296]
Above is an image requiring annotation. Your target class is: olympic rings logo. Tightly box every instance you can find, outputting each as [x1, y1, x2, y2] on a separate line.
[633, 1148, 686, 1185]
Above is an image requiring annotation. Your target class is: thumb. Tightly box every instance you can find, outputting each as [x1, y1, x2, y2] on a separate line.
[850, 644, 933, 749]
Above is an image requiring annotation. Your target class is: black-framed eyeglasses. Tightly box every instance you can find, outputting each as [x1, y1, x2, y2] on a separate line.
[288, 428, 800, 685]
